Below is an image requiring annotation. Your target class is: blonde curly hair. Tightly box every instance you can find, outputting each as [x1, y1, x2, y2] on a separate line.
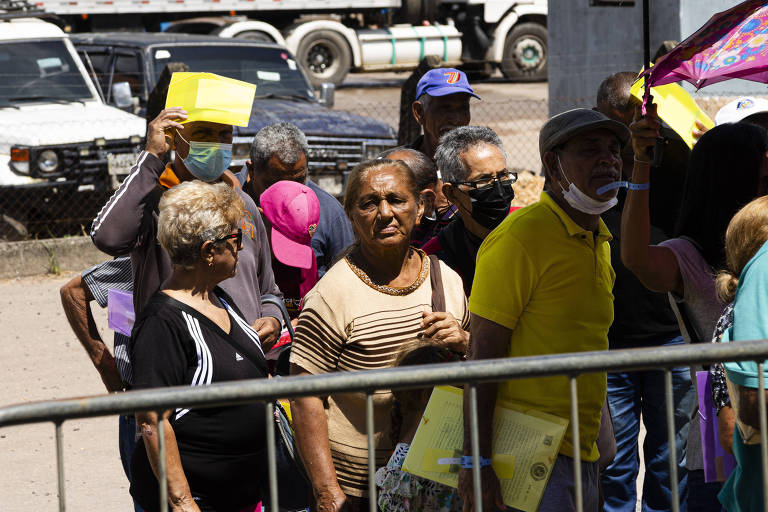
[158, 180, 245, 267]
[716, 196, 768, 303]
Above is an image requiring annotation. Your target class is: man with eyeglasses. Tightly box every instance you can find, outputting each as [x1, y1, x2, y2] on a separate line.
[401, 68, 482, 246]
[422, 126, 516, 295]
[596, 72, 695, 512]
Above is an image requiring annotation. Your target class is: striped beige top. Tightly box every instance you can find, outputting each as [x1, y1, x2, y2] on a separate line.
[290, 254, 469, 497]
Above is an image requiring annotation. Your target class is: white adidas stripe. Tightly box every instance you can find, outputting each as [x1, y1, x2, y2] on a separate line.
[90, 151, 149, 237]
[177, 312, 213, 420]
[190, 316, 214, 385]
[184, 312, 208, 386]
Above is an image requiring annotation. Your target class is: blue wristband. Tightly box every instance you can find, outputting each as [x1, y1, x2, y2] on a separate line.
[460, 455, 492, 468]
[596, 180, 651, 195]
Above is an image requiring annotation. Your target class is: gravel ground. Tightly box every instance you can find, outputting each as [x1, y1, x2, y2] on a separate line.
[0, 272, 132, 511]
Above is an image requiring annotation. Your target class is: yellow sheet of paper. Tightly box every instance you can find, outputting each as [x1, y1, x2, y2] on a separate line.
[402, 386, 568, 512]
[165, 72, 256, 127]
[630, 76, 714, 149]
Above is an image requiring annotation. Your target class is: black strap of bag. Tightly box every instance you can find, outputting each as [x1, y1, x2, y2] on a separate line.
[261, 293, 294, 341]
[261, 294, 294, 377]
[429, 254, 446, 313]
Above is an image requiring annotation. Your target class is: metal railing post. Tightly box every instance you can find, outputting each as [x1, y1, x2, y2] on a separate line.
[569, 376, 582, 512]
[468, 383, 483, 512]
[366, 392, 376, 512]
[158, 412, 168, 512]
[266, 402, 279, 512]
[757, 362, 768, 512]
[7, 341, 768, 511]
[54, 420, 65, 512]
[664, 369, 680, 512]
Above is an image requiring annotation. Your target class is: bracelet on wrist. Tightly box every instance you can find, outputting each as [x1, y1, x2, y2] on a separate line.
[460, 456, 492, 469]
[436, 455, 493, 469]
[634, 156, 651, 164]
[628, 182, 650, 191]
[596, 180, 650, 195]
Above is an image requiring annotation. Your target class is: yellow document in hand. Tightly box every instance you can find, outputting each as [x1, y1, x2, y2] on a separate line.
[630, 76, 714, 149]
[402, 386, 568, 512]
[165, 72, 257, 127]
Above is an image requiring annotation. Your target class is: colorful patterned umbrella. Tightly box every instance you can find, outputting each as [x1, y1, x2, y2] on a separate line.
[641, 0, 768, 110]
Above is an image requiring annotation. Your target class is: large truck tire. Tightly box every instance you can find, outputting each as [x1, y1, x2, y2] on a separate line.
[500, 22, 547, 81]
[296, 30, 351, 87]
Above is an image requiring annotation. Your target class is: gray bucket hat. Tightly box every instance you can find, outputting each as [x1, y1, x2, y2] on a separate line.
[539, 108, 630, 159]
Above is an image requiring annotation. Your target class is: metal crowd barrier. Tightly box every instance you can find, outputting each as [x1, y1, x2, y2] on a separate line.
[3, 340, 768, 512]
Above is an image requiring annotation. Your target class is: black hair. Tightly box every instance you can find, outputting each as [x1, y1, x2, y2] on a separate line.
[674, 122, 768, 268]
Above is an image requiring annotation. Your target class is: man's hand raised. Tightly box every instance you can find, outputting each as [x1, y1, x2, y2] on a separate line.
[146, 107, 187, 160]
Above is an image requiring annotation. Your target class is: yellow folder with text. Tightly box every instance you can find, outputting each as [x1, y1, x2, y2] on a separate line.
[402, 386, 568, 512]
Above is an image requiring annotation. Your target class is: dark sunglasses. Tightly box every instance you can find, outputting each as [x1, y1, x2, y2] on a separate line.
[212, 228, 243, 251]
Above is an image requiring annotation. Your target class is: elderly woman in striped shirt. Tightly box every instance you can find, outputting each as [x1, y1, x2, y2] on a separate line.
[289, 159, 470, 512]
[129, 180, 270, 512]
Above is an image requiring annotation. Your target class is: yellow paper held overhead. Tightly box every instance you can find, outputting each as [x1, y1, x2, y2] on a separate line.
[165, 72, 256, 127]
[630, 74, 714, 149]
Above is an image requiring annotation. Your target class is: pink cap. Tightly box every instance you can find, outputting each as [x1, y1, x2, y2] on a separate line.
[261, 181, 320, 270]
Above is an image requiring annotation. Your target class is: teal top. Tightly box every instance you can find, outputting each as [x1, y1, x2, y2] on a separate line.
[719, 240, 768, 511]
[723, 240, 768, 389]
[719, 429, 764, 512]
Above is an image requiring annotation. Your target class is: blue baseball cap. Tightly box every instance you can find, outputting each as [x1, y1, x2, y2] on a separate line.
[416, 68, 481, 100]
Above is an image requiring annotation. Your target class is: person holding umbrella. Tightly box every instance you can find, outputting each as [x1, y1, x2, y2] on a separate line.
[595, 72, 694, 512]
[622, 105, 768, 511]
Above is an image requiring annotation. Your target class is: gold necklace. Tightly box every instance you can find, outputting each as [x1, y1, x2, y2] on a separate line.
[346, 248, 429, 296]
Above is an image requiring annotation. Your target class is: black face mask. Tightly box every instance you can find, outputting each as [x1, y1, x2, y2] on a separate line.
[466, 180, 515, 230]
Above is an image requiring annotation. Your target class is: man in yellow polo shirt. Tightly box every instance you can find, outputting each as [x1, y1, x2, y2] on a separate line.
[458, 108, 630, 511]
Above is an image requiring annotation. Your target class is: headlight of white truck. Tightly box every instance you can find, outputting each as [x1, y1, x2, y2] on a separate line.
[37, 150, 59, 173]
[9, 147, 30, 175]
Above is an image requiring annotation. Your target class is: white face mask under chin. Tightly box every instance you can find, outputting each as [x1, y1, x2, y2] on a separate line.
[556, 156, 617, 215]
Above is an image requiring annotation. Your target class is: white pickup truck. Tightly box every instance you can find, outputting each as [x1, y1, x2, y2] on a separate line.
[0, 16, 145, 238]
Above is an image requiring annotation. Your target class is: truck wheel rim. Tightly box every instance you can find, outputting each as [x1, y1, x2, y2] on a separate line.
[306, 40, 339, 78]
[513, 37, 545, 71]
